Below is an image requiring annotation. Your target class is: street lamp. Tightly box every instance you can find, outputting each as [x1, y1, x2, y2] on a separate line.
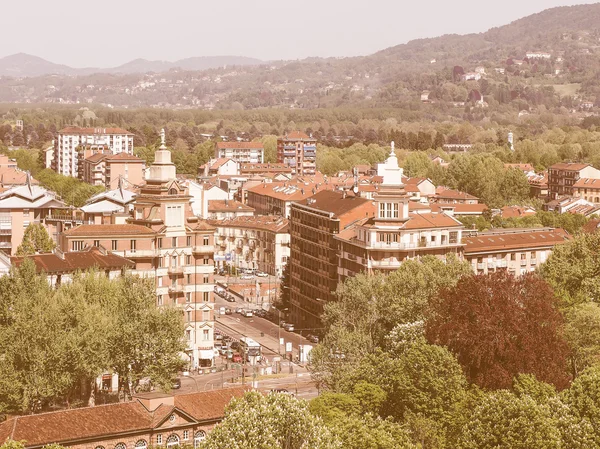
[183, 373, 199, 391]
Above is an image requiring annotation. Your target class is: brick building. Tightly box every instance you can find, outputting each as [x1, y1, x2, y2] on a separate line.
[215, 141, 264, 164]
[81, 152, 145, 189]
[0, 388, 247, 449]
[547, 163, 600, 200]
[277, 131, 317, 176]
[289, 190, 375, 330]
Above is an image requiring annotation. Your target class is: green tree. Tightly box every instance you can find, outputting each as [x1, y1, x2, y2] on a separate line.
[202, 391, 341, 449]
[564, 303, 600, 377]
[458, 390, 562, 449]
[15, 223, 56, 255]
[402, 152, 432, 178]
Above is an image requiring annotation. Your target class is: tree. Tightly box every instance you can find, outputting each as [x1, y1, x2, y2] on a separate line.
[458, 390, 562, 449]
[202, 391, 341, 449]
[540, 232, 600, 307]
[564, 303, 600, 377]
[15, 223, 55, 255]
[426, 271, 570, 390]
[402, 152, 432, 178]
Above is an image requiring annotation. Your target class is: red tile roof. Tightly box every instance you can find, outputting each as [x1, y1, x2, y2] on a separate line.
[295, 190, 375, 219]
[208, 200, 255, 212]
[402, 212, 464, 230]
[247, 180, 332, 201]
[216, 142, 263, 149]
[464, 229, 570, 254]
[430, 203, 488, 214]
[573, 178, 600, 188]
[208, 215, 288, 233]
[105, 153, 144, 162]
[63, 224, 155, 237]
[0, 387, 248, 448]
[549, 162, 591, 171]
[501, 205, 536, 219]
[84, 153, 107, 163]
[11, 247, 134, 274]
[435, 187, 479, 201]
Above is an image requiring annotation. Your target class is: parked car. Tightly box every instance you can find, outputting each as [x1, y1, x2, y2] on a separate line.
[215, 333, 223, 341]
[242, 310, 253, 318]
[230, 341, 240, 350]
[256, 271, 268, 277]
[307, 334, 319, 344]
[224, 308, 233, 315]
[283, 323, 295, 332]
[235, 307, 244, 314]
[232, 353, 242, 363]
[240, 274, 254, 280]
[172, 378, 181, 389]
[254, 309, 267, 318]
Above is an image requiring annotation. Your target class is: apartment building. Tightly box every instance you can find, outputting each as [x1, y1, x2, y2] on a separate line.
[53, 127, 134, 177]
[0, 388, 247, 449]
[336, 144, 464, 282]
[547, 163, 600, 199]
[573, 177, 600, 203]
[81, 152, 144, 189]
[463, 228, 570, 275]
[60, 131, 217, 369]
[277, 131, 317, 176]
[207, 200, 255, 220]
[289, 190, 375, 330]
[208, 215, 290, 276]
[80, 184, 137, 224]
[247, 180, 332, 217]
[215, 141, 264, 164]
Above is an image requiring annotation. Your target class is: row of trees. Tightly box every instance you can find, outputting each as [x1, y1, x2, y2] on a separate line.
[0, 262, 185, 414]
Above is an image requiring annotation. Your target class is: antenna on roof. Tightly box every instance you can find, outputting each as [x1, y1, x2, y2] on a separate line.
[26, 171, 32, 195]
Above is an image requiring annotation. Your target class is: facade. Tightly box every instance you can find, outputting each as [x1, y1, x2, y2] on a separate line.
[215, 141, 264, 164]
[207, 200, 255, 220]
[0, 178, 79, 255]
[81, 152, 144, 189]
[547, 163, 600, 199]
[60, 131, 217, 368]
[277, 131, 317, 176]
[0, 388, 247, 449]
[247, 181, 331, 218]
[573, 177, 600, 203]
[53, 127, 134, 177]
[81, 184, 137, 224]
[463, 228, 570, 275]
[198, 158, 238, 177]
[239, 163, 292, 176]
[336, 144, 464, 282]
[433, 187, 479, 204]
[186, 181, 230, 218]
[208, 215, 290, 276]
[289, 190, 376, 330]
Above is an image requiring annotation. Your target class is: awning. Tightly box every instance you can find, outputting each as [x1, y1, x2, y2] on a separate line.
[199, 349, 215, 360]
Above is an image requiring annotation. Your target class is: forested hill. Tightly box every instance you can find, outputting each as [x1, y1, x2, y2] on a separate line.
[1, 3, 600, 112]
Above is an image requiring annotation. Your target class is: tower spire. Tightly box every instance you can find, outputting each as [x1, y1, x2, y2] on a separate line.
[390, 141, 395, 156]
[160, 128, 166, 150]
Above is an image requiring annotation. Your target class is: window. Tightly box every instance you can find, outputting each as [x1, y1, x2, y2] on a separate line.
[187, 236, 191, 246]
[186, 292, 192, 303]
[172, 237, 177, 247]
[186, 255, 191, 265]
[203, 292, 209, 302]
[135, 440, 147, 449]
[166, 435, 180, 448]
[203, 257, 209, 265]
[156, 435, 163, 446]
[203, 236, 209, 245]
[94, 240, 100, 247]
[112, 240, 118, 251]
[186, 311, 191, 322]
[158, 277, 163, 287]
[158, 295, 164, 306]
[511, 253, 517, 261]
[187, 274, 191, 283]
[130, 240, 136, 251]
[183, 430, 189, 441]
[203, 275, 209, 283]
[115, 444, 126, 449]
[521, 253, 527, 260]
[203, 329, 210, 341]
[203, 309, 210, 321]
[158, 238, 163, 249]
[72, 240, 84, 251]
[185, 330, 191, 340]
[194, 431, 206, 448]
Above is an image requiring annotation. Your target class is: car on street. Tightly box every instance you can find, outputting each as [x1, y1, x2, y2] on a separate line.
[307, 334, 319, 343]
[172, 378, 181, 389]
[240, 274, 254, 280]
[224, 308, 233, 315]
[242, 310, 253, 318]
[254, 309, 267, 318]
[235, 307, 244, 314]
[232, 353, 242, 363]
[256, 271, 268, 277]
[283, 323, 294, 332]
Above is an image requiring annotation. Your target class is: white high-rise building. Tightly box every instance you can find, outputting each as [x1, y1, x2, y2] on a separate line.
[53, 127, 134, 177]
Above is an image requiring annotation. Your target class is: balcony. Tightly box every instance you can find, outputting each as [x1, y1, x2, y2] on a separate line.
[520, 260, 528, 267]
[370, 259, 402, 269]
[168, 265, 184, 275]
[0, 229, 11, 235]
[123, 249, 156, 258]
[363, 240, 463, 250]
[169, 284, 184, 293]
[193, 245, 215, 255]
[477, 263, 485, 270]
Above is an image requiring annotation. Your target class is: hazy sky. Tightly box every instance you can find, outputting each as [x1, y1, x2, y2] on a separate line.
[2, 0, 598, 67]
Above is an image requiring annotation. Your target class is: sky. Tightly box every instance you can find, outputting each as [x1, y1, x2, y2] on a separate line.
[2, 0, 598, 67]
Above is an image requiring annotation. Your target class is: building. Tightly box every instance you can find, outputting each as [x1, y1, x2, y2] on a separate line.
[60, 131, 217, 369]
[289, 190, 376, 330]
[239, 163, 292, 176]
[0, 388, 247, 449]
[198, 158, 238, 177]
[81, 152, 145, 189]
[207, 200, 255, 220]
[547, 163, 600, 199]
[208, 215, 289, 276]
[336, 144, 464, 283]
[527, 172, 548, 199]
[0, 177, 79, 255]
[186, 181, 230, 218]
[11, 246, 134, 287]
[433, 187, 479, 204]
[81, 183, 137, 224]
[53, 127, 134, 177]
[247, 180, 332, 218]
[526, 51, 552, 59]
[277, 131, 317, 176]
[215, 141, 264, 164]
[573, 177, 600, 203]
[463, 228, 570, 276]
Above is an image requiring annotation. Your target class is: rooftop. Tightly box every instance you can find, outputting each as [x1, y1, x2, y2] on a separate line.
[208, 200, 255, 212]
[464, 228, 570, 254]
[208, 215, 288, 233]
[216, 141, 263, 149]
[63, 224, 155, 237]
[549, 162, 591, 171]
[280, 131, 315, 141]
[295, 190, 374, 219]
[59, 127, 133, 135]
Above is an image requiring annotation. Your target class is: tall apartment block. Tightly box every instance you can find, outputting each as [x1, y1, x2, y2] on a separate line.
[53, 127, 134, 177]
[215, 142, 264, 164]
[277, 131, 317, 176]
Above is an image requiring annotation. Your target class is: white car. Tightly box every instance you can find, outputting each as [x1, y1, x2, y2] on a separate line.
[256, 271, 268, 277]
[240, 274, 254, 280]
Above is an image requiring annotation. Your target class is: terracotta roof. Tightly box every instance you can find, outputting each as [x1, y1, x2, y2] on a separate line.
[11, 247, 134, 274]
[582, 219, 600, 234]
[208, 215, 288, 233]
[239, 163, 292, 173]
[574, 178, 600, 188]
[0, 387, 247, 448]
[402, 212, 464, 230]
[0, 168, 39, 186]
[63, 224, 155, 237]
[505, 163, 534, 172]
[295, 190, 374, 219]
[192, 220, 216, 231]
[105, 153, 144, 162]
[84, 153, 107, 163]
[247, 180, 332, 201]
[435, 187, 478, 201]
[404, 177, 428, 185]
[59, 127, 133, 135]
[216, 142, 263, 149]
[408, 202, 432, 211]
[501, 205, 536, 219]
[464, 229, 570, 254]
[550, 163, 591, 171]
[280, 131, 314, 141]
[208, 200, 254, 212]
